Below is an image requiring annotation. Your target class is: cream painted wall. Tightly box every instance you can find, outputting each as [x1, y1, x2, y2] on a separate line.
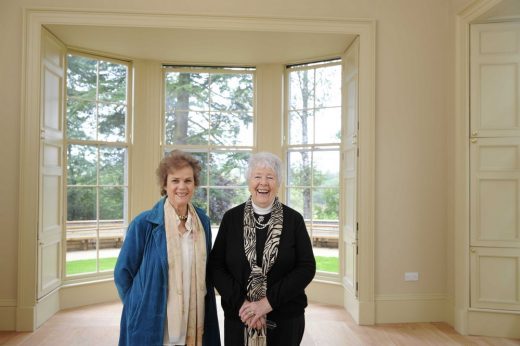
[0, 0, 471, 325]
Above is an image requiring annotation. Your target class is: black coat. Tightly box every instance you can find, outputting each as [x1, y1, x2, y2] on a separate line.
[208, 202, 316, 322]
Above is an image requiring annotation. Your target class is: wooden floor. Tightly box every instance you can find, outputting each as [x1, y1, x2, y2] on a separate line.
[1, 300, 519, 345]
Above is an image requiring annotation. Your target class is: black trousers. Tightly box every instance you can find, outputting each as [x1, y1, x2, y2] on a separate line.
[224, 315, 305, 346]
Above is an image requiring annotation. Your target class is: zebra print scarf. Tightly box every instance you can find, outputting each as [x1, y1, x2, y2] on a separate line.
[243, 196, 283, 346]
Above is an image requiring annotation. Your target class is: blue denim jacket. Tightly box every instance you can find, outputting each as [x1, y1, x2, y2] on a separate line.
[114, 197, 221, 346]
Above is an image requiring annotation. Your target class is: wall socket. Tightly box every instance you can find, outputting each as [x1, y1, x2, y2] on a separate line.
[404, 272, 419, 281]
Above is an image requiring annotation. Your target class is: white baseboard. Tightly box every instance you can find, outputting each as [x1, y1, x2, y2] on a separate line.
[306, 280, 343, 306]
[375, 293, 447, 323]
[60, 280, 119, 310]
[468, 309, 520, 339]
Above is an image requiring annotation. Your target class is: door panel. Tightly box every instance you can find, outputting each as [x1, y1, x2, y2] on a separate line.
[470, 138, 520, 248]
[342, 38, 359, 296]
[470, 23, 520, 137]
[470, 247, 520, 311]
[38, 29, 65, 298]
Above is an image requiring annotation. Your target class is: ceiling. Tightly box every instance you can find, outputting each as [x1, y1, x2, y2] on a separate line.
[46, 25, 356, 65]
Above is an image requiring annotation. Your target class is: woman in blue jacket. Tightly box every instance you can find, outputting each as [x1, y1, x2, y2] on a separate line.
[114, 150, 221, 346]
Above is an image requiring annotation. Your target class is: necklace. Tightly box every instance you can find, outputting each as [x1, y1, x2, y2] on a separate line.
[177, 212, 188, 221]
[168, 199, 188, 221]
[253, 213, 271, 229]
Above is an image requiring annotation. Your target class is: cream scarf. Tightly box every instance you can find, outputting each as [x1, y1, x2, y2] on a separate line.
[164, 201, 207, 346]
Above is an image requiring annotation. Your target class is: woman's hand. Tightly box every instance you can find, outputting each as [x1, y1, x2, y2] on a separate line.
[239, 297, 273, 329]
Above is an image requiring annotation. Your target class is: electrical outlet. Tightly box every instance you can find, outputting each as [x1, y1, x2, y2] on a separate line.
[404, 272, 419, 281]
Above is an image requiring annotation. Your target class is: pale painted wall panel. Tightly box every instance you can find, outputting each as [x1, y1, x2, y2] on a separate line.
[471, 247, 520, 311]
[471, 138, 520, 247]
[480, 64, 517, 129]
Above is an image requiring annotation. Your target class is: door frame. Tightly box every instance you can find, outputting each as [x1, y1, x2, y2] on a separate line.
[18, 8, 376, 330]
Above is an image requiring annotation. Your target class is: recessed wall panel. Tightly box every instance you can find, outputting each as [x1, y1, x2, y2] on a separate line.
[479, 146, 518, 171]
[480, 30, 517, 54]
[44, 68, 61, 132]
[480, 64, 517, 130]
[479, 179, 517, 241]
[42, 175, 61, 234]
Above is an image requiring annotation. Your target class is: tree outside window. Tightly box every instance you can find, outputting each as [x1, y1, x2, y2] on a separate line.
[65, 53, 129, 277]
[286, 60, 341, 274]
[163, 67, 255, 227]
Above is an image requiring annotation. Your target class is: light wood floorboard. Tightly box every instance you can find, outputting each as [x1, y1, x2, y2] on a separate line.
[1, 300, 519, 345]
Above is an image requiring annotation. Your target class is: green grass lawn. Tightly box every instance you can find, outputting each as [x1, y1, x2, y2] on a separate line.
[67, 256, 338, 275]
[315, 256, 339, 273]
[66, 257, 118, 275]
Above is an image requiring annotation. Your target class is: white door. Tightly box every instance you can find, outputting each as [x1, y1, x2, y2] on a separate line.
[470, 22, 520, 312]
[342, 38, 359, 297]
[38, 29, 65, 298]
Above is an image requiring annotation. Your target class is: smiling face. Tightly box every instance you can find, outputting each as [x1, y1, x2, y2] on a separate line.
[248, 166, 279, 208]
[164, 165, 195, 213]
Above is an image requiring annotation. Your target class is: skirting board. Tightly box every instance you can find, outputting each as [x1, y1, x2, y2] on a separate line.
[60, 280, 119, 310]
[375, 294, 447, 323]
[306, 280, 343, 306]
[468, 310, 520, 339]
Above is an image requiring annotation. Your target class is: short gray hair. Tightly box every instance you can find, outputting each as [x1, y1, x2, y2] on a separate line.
[246, 152, 284, 187]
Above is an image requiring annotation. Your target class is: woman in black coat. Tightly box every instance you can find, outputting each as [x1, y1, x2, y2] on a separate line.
[209, 152, 316, 346]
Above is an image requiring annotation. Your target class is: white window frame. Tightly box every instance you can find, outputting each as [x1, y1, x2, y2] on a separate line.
[284, 59, 342, 282]
[63, 51, 132, 282]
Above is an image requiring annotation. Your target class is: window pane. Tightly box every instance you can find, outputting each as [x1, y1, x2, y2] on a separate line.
[193, 187, 208, 212]
[67, 186, 96, 221]
[67, 144, 97, 185]
[67, 55, 97, 100]
[314, 108, 341, 144]
[289, 69, 314, 111]
[287, 150, 312, 186]
[98, 103, 126, 141]
[315, 65, 341, 108]
[98, 61, 127, 102]
[208, 188, 226, 225]
[210, 73, 254, 112]
[313, 151, 340, 187]
[67, 99, 97, 140]
[312, 188, 340, 220]
[165, 72, 210, 112]
[210, 111, 253, 146]
[98, 103, 126, 142]
[99, 187, 124, 220]
[190, 151, 209, 186]
[209, 152, 249, 186]
[288, 110, 314, 145]
[99, 147, 126, 185]
[165, 110, 209, 145]
[287, 187, 311, 220]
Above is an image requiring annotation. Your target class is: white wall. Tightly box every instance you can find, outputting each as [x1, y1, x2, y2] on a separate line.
[0, 0, 473, 327]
